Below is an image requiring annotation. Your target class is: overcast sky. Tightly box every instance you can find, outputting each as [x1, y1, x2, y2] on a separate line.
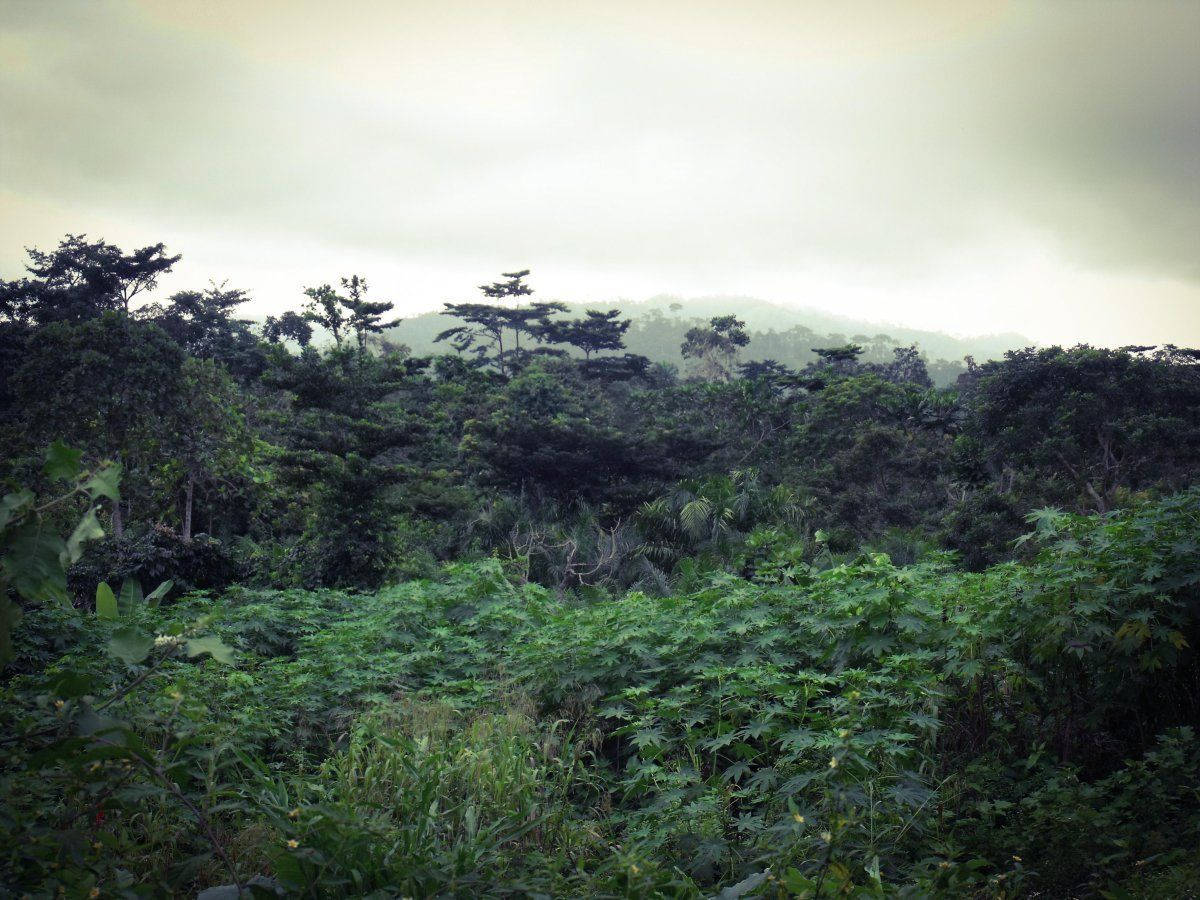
[2, 0, 1198, 345]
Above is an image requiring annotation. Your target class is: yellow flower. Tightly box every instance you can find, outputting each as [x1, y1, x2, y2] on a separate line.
[829, 756, 839, 769]
[1012, 855, 1021, 862]
[630, 864, 640, 875]
[820, 831, 833, 843]
[287, 839, 299, 849]
[838, 729, 850, 739]
[54, 700, 65, 709]
[168, 690, 183, 701]
[288, 808, 301, 819]
[792, 814, 805, 824]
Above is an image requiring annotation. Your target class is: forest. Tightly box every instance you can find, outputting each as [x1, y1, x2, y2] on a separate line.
[2, 235, 1199, 898]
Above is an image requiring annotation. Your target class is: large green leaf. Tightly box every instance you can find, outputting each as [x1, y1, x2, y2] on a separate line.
[5, 528, 68, 604]
[186, 635, 236, 666]
[43, 440, 83, 482]
[107, 625, 154, 665]
[118, 578, 143, 615]
[84, 463, 122, 503]
[96, 582, 118, 620]
[0, 490, 34, 533]
[64, 507, 104, 565]
[145, 579, 174, 608]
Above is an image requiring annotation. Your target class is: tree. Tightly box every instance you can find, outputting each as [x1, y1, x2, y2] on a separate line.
[737, 359, 795, 382]
[462, 363, 644, 504]
[339, 275, 401, 351]
[436, 270, 567, 376]
[681, 315, 749, 381]
[810, 344, 865, 374]
[479, 269, 534, 305]
[4, 234, 179, 326]
[302, 284, 348, 348]
[546, 309, 631, 360]
[262, 310, 314, 347]
[168, 358, 252, 541]
[958, 345, 1200, 512]
[146, 282, 265, 378]
[884, 345, 933, 388]
[11, 313, 186, 537]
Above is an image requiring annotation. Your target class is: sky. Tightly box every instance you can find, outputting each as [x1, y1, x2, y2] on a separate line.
[1, 0, 1198, 346]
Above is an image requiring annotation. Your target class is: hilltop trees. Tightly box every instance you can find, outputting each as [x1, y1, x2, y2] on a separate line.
[681, 314, 750, 381]
[147, 282, 265, 379]
[5, 233, 1200, 594]
[262, 310, 314, 347]
[299, 275, 401, 352]
[437, 270, 638, 376]
[0, 234, 179, 326]
[543, 309, 631, 359]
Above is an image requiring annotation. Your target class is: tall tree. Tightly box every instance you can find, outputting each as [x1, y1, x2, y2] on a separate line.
[681, 315, 749, 381]
[302, 284, 348, 348]
[436, 270, 567, 376]
[146, 282, 264, 378]
[339, 275, 401, 350]
[5, 234, 179, 326]
[262, 310, 314, 347]
[11, 313, 185, 537]
[545, 309, 631, 359]
[168, 358, 253, 541]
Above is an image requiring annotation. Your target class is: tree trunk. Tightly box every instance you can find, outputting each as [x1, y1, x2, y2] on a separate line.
[112, 498, 124, 540]
[182, 475, 195, 542]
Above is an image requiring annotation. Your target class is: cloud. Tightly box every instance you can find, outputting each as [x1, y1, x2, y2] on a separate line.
[1, 0, 1197, 345]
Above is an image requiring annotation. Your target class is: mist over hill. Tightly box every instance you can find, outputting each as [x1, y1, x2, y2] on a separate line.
[386, 293, 1032, 386]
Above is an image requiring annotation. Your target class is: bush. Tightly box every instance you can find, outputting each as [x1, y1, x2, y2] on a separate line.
[69, 524, 239, 599]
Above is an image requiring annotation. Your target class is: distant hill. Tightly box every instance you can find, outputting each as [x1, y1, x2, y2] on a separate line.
[384, 294, 1031, 387]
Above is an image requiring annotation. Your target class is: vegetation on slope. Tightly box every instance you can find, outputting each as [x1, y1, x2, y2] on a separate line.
[3, 485, 1198, 896]
[3, 235, 1200, 897]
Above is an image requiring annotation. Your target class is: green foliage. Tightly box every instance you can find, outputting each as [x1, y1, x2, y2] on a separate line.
[1, 445, 118, 663]
[5, 243, 1200, 896]
[5, 491, 1197, 895]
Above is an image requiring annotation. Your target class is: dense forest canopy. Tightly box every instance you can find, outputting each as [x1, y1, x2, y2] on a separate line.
[3, 235, 1200, 897]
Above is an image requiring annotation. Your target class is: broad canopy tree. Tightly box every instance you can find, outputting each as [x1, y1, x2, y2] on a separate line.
[437, 270, 636, 376]
[1, 234, 179, 327]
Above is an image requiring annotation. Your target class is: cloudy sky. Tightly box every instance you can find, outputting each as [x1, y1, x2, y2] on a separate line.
[2, 0, 1197, 345]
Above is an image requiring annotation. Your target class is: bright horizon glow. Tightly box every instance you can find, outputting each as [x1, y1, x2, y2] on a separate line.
[2, 0, 1198, 347]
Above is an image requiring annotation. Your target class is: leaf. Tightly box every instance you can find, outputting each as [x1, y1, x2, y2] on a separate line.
[84, 463, 122, 503]
[64, 508, 104, 565]
[5, 528, 68, 604]
[119, 578, 143, 614]
[108, 625, 153, 665]
[145, 580, 174, 608]
[76, 707, 128, 739]
[715, 870, 769, 899]
[52, 672, 96, 698]
[43, 440, 83, 482]
[96, 582, 118, 620]
[186, 636, 236, 666]
[0, 489, 34, 532]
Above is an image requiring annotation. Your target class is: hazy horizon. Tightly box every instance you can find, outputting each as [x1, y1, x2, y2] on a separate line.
[3, 0, 1198, 347]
